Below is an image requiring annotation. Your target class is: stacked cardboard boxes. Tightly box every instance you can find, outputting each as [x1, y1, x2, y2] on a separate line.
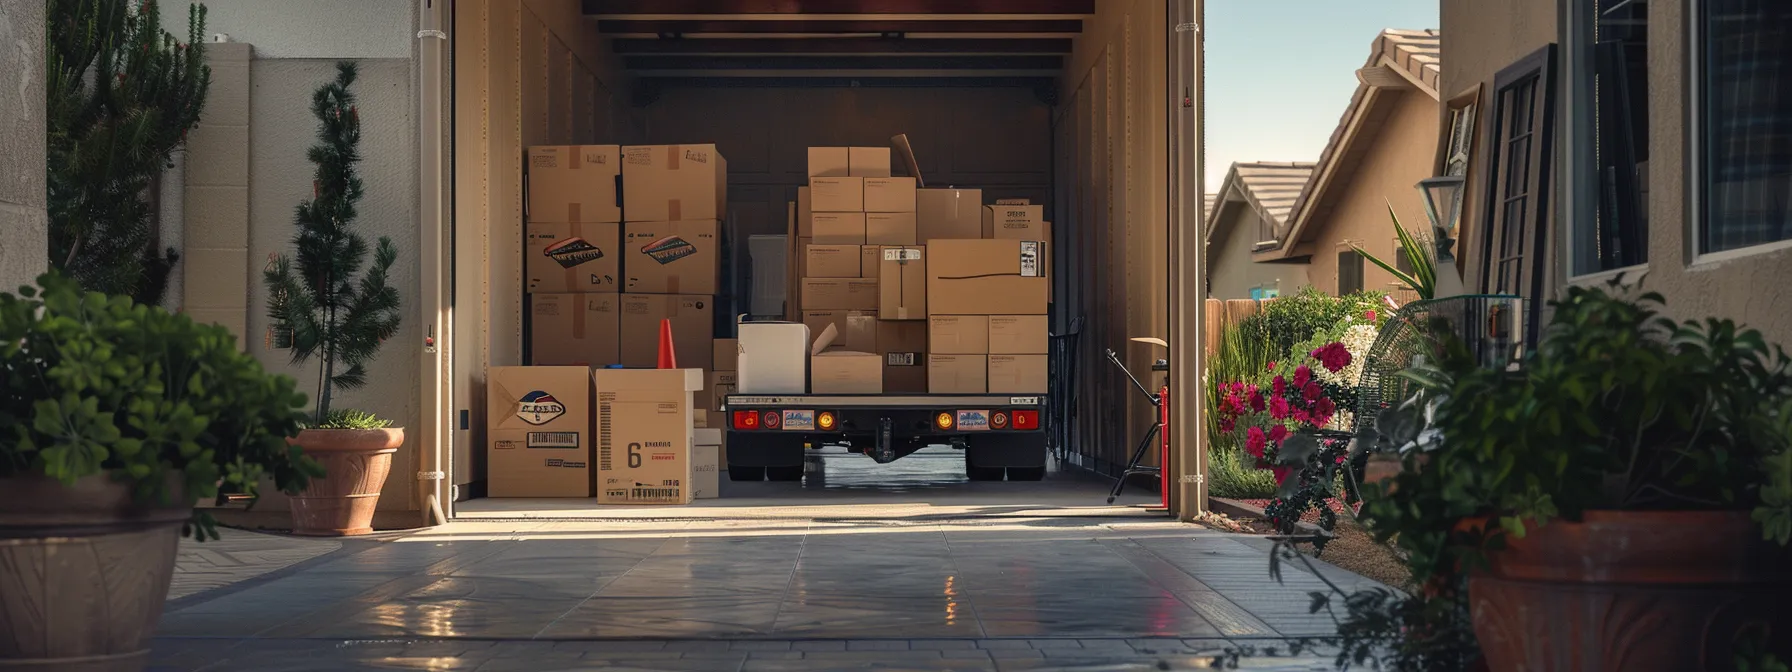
[620, 144, 726, 372]
[925, 238, 1050, 393]
[526, 145, 623, 368]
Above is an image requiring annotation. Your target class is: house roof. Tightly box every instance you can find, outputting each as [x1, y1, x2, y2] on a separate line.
[1258, 28, 1441, 261]
[1206, 162, 1316, 246]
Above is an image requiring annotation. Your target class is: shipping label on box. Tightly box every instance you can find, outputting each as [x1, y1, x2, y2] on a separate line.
[619, 294, 715, 369]
[622, 144, 728, 222]
[810, 177, 864, 212]
[624, 220, 720, 295]
[487, 367, 592, 498]
[803, 310, 876, 352]
[929, 315, 989, 354]
[526, 145, 621, 224]
[866, 212, 917, 246]
[863, 177, 917, 213]
[805, 244, 863, 278]
[917, 188, 984, 243]
[926, 239, 1048, 316]
[877, 320, 929, 394]
[594, 368, 703, 505]
[988, 315, 1049, 355]
[811, 212, 867, 245]
[530, 293, 622, 367]
[526, 222, 621, 293]
[803, 278, 879, 311]
[929, 355, 988, 394]
[807, 147, 850, 178]
[849, 147, 893, 178]
[878, 246, 927, 321]
[713, 339, 739, 372]
[983, 204, 1046, 239]
[989, 354, 1048, 393]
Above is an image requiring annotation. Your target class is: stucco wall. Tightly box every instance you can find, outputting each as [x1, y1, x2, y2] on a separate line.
[0, 2, 48, 292]
[1303, 91, 1440, 296]
[1208, 206, 1307, 299]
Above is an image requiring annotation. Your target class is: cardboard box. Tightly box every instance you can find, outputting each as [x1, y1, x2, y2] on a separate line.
[810, 324, 882, 394]
[811, 212, 867, 245]
[929, 355, 987, 394]
[927, 239, 1048, 316]
[877, 320, 928, 393]
[916, 188, 984, 243]
[929, 315, 989, 354]
[807, 147, 850, 178]
[619, 294, 715, 369]
[982, 204, 1046, 239]
[864, 177, 917, 213]
[866, 212, 917, 246]
[849, 147, 892, 177]
[988, 315, 1048, 355]
[530, 293, 621, 367]
[713, 339, 739, 372]
[527, 145, 621, 224]
[593, 368, 703, 505]
[624, 220, 720, 295]
[878, 246, 927, 320]
[803, 278, 879, 311]
[860, 245, 882, 279]
[988, 354, 1048, 393]
[526, 222, 622, 293]
[794, 236, 813, 280]
[691, 441, 721, 499]
[622, 144, 727, 223]
[803, 310, 876, 352]
[738, 321, 810, 394]
[487, 366, 592, 498]
[810, 177, 864, 212]
[706, 370, 738, 412]
[805, 244, 863, 278]
[796, 187, 813, 237]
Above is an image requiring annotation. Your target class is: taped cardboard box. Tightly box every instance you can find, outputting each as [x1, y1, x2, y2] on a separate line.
[807, 147, 850, 178]
[810, 177, 863, 212]
[850, 147, 893, 177]
[530, 293, 621, 367]
[988, 315, 1048, 355]
[619, 294, 715, 369]
[929, 354, 987, 394]
[622, 144, 728, 223]
[877, 319, 929, 393]
[692, 435, 721, 500]
[916, 188, 984, 243]
[988, 354, 1048, 393]
[594, 368, 703, 505]
[811, 212, 867, 245]
[713, 339, 739, 372]
[707, 370, 738, 412]
[803, 310, 876, 352]
[526, 145, 621, 224]
[624, 220, 720, 295]
[866, 212, 917, 246]
[929, 315, 989, 354]
[488, 366, 592, 498]
[878, 246, 927, 321]
[926, 239, 1048, 316]
[805, 244, 863, 278]
[810, 323, 882, 394]
[526, 222, 621, 293]
[859, 245, 882, 279]
[803, 278, 879, 311]
[982, 204, 1046, 239]
[796, 187, 812, 237]
[864, 177, 917, 213]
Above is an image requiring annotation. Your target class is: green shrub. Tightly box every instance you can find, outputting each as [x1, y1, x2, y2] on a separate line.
[312, 408, 393, 430]
[0, 274, 323, 540]
[1238, 287, 1386, 356]
[1206, 320, 1279, 499]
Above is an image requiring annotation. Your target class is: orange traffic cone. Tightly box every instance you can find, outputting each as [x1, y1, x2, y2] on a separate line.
[656, 318, 677, 369]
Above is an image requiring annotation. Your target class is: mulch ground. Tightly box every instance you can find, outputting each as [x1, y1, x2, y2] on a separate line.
[1199, 498, 1411, 591]
[1237, 497, 1359, 524]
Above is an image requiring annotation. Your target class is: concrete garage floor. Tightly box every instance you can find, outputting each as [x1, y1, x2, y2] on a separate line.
[151, 449, 1372, 670]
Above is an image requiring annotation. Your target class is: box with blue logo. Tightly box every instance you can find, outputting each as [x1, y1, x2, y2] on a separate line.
[487, 366, 593, 498]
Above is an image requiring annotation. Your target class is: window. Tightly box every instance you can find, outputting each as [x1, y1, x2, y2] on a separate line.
[1479, 45, 1559, 347]
[1571, 0, 1651, 274]
[1337, 250, 1364, 295]
[1697, 0, 1792, 254]
[1394, 237, 1416, 277]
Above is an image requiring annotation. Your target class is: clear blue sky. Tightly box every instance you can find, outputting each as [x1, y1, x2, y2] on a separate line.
[1205, 0, 1439, 192]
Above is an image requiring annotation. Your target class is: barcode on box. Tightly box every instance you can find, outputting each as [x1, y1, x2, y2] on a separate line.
[598, 400, 613, 471]
[528, 432, 580, 449]
[887, 353, 918, 366]
[632, 487, 680, 500]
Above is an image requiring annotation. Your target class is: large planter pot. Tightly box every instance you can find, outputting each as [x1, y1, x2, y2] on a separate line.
[0, 473, 190, 672]
[289, 427, 402, 536]
[1468, 510, 1792, 671]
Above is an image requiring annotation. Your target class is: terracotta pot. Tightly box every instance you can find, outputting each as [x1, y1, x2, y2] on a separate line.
[0, 473, 190, 672]
[1468, 510, 1792, 672]
[289, 427, 402, 536]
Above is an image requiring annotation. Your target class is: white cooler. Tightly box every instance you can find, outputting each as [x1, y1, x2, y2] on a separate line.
[736, 319, 809, 394]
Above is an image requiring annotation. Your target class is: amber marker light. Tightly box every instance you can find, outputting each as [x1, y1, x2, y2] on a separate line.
[818, 412, 837, 430]
[936, 412, 954, 430]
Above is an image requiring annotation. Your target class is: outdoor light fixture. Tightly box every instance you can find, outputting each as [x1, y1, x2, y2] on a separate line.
[1417, 175, 1466, 264]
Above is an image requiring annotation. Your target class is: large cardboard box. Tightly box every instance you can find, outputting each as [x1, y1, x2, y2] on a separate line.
[803, 278, 879, 311]
[866, 212, 917, 246]
[807, 147, 850, 178]
[527, 145, 621, 224]
[713, 339, 739, 372]
[863, 177, 917, 213]
[988, 354, 1048, 393]
[877, 320, 929, 393]
[811, 212, 867, 245]
[526, 222, 622, 293]
[929, 315, 989, 354]
[806, 244, 863, 278]
[691, 440, 721, 500]
[929, 355, 987, 393]
[927, 239, 1048, 316]
[706, 370, 738, 412]
[983, 204, 1046, 239]
[803, 310, 876, 352]
[487, 366, 592, 498]
[619, 294, 715, 369]
[916, 188, 983, 243]
[810, 324, 882, 394]
[859, 246, 882, 279]
[850, 147, 892, 177]
[624, 220, 720, 295]
[530, 293, 621, 367]
[622, 144, 727, 223]
[878, 246, 927, 320]
[797, 187, 813, 236]
[988, 315, 1048, 355]
[593, 368, 703, 505]
[810, 177, 864, 212]
[738, 321, 810, 394]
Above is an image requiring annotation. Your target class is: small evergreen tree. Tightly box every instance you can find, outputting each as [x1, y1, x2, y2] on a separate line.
[263, 62, 401, 423]
[46, 0, 210, 306]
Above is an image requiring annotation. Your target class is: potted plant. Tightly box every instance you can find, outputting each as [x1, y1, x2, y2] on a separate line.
[263, 62, 403, 537]
[0, 274, 321, 670]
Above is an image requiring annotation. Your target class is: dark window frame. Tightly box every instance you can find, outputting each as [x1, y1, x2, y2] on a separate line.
[1693, 0, 1792, 256]
[1478, 44, 1560, 348]
[1337, 248, 1365, 295]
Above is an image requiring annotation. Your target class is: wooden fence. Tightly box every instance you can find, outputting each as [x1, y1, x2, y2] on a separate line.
[1204, 298, 1268, 355]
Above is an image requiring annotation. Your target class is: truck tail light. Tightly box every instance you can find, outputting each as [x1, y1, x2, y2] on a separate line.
[1012, 410, 1040, 430]
[991, 412, 1009, 429]
[763, 410, 782, 429]
[936, 412, 954, 430]
[732, 411, 759, 430]
[818, 412, 837, 430]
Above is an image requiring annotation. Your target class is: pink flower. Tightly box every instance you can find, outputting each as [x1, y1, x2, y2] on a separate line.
[1267, 361, 1277, 371]
[1269, 395, 1291, 420]
[1272, 466, 1295, 485]
[1315, 397, 1336, 418]
[1335, 453, 1348, 465]
[1245, 426, 1268, 458]
[1304, 382, 1323, 403]
[1268, 424, 1288, 445]
[1293, 365, 1312, 388]
[1292, 408, 1311, 424]
[1272, 375, 1287, 398]
[1218, 418, 1236, 433]
[1249, 391, 1266, 413]
[1365, 309, 1377, 322]
[1311, 342, 1352, 372]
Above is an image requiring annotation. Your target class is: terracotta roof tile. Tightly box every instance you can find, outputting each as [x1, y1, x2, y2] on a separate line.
[1207, 162, 1316, 243]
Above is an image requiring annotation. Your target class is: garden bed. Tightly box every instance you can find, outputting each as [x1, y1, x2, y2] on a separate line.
[1204, 497, 1411, 591]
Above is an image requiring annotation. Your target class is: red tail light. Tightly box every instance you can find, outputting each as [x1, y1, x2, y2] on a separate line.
[1012, 410, 1040, 430]
[732, 410, 759, 430]
[763, 410, 782, 429]
[991, 412, 1009, 429]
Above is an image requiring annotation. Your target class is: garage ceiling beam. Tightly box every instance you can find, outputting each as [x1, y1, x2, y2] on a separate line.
[613, 37, 1073, 54]
[596, 19, 1083, 34]
[585, 0, 1095, 15]
[623, 55, 1062, 70]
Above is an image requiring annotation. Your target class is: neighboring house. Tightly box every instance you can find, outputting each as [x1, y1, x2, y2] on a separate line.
[1253, 29, 1443, 300]
[1441, 0, 1792, 346]
[1206, 162, 1314, 299]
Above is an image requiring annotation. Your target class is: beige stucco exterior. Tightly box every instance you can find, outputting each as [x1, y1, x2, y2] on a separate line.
[0, 1, 48, 292]
[1207, 204, 1306, 299]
